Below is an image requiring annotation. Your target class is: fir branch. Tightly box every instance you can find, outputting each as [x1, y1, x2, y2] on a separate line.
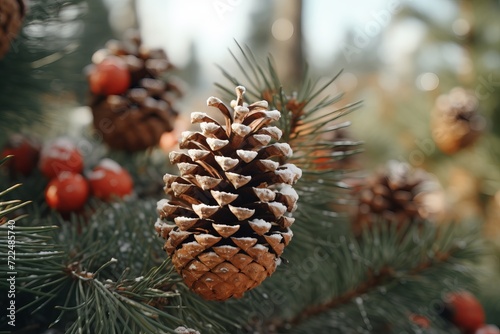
[0, 181, 32, 219]
[63, 260, 186, 334]
[2, 198, 235, 333]
[0, 0, 87, 144]
[193, 219, 482, 334]
[272, 222, 481, 333]
[288, 252, 452, 327]
[59, 257, 232, 333]
[0, 222, 66, 331]
[52, 199, 165, 279]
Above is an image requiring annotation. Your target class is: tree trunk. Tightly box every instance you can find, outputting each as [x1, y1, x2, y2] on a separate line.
[271, 0, 304, 88]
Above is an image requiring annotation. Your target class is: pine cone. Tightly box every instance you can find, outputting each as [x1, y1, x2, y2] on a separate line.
[0, 0, 25, 59]
[352, 161, 439, 235]
[155, 86, 301, 301]
[432, 87, 485, 154]
[88, 31, 181, 152]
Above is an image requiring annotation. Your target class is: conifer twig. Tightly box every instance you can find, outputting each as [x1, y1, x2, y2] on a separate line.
[286, 251, 453, 328]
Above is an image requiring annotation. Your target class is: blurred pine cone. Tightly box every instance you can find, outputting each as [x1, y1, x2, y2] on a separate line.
[352, 161, 440, 235]
[87, 31, 181, 152]
[155, 86, 301, 301]
[0, 0, 25, 59]
[432, 87, 485, 154]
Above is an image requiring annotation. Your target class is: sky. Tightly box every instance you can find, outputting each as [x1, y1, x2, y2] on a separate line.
[136, 0, 454, 66]
[136, 0, 398, 66]
[132, 0, 456, 96]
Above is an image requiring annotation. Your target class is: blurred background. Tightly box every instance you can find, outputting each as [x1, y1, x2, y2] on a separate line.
[2, 0, 500, 324]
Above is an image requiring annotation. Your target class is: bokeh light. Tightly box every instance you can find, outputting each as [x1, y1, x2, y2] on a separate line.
[416, 72, 439, 91]
[272, 18, 294, 41]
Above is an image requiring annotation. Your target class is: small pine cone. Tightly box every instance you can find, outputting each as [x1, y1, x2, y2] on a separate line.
[352, 161, 439, 235]
[155, 86, 301, 301]
[432, 87, 485, 154]
[89, 32, 181, 152]
[0, 0, 25, 59]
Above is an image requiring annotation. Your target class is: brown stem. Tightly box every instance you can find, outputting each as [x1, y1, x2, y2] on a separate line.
[278, 250, 453, 329]
[289, 266, 395, 326]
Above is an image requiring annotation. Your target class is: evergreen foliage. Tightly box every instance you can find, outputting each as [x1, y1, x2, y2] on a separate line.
[0, 1, 495, 333]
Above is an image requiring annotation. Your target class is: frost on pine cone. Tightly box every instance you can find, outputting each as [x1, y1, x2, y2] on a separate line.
[155, 86, 301, 301]
[352, 161, 440, 235]
[432, 87, 485, 154]
[0, 0, 25, 59]
[88, 31, 181, 152]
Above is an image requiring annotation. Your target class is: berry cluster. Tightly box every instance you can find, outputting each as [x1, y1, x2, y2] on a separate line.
[1, 135, 134, 213]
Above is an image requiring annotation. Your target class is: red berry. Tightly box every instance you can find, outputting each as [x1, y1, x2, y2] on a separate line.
[1, 134, 40, 176]
[409, 314, 430, 329]
[88, 159, 133, 201]
[89, 56, 131, 95]
[443, 291, 485, 333]
[39, 138, 83, 179]
[476, 325, 500, 334]
[45, 172, 89, 212]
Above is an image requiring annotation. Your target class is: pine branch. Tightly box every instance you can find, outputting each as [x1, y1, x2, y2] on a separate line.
[0, 185, 31, 219]
[0, 168, 33, 220]
[268, 221, 482, 333]
[0, 221, 65, 332]
[0, 0, 87, 143]
[177, 218, 481, 334]
[288, 249, 454, 327]
[0, 194, 243, 333]
[62, 260, 193, 334]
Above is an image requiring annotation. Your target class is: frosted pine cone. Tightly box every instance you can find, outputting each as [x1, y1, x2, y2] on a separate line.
[88, 31, 181, 152]
[352, 161, 440, 235]
[0, 0, 25, 59]
[432, 87, 485, 154]
[155, 86, 301, 301]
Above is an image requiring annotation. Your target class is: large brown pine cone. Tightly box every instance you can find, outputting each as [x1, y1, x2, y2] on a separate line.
[89, 32, 181, 152]
[0, 0, 25, 59]
[155, 86, 301, 301]
[432, 87, 485, 154]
